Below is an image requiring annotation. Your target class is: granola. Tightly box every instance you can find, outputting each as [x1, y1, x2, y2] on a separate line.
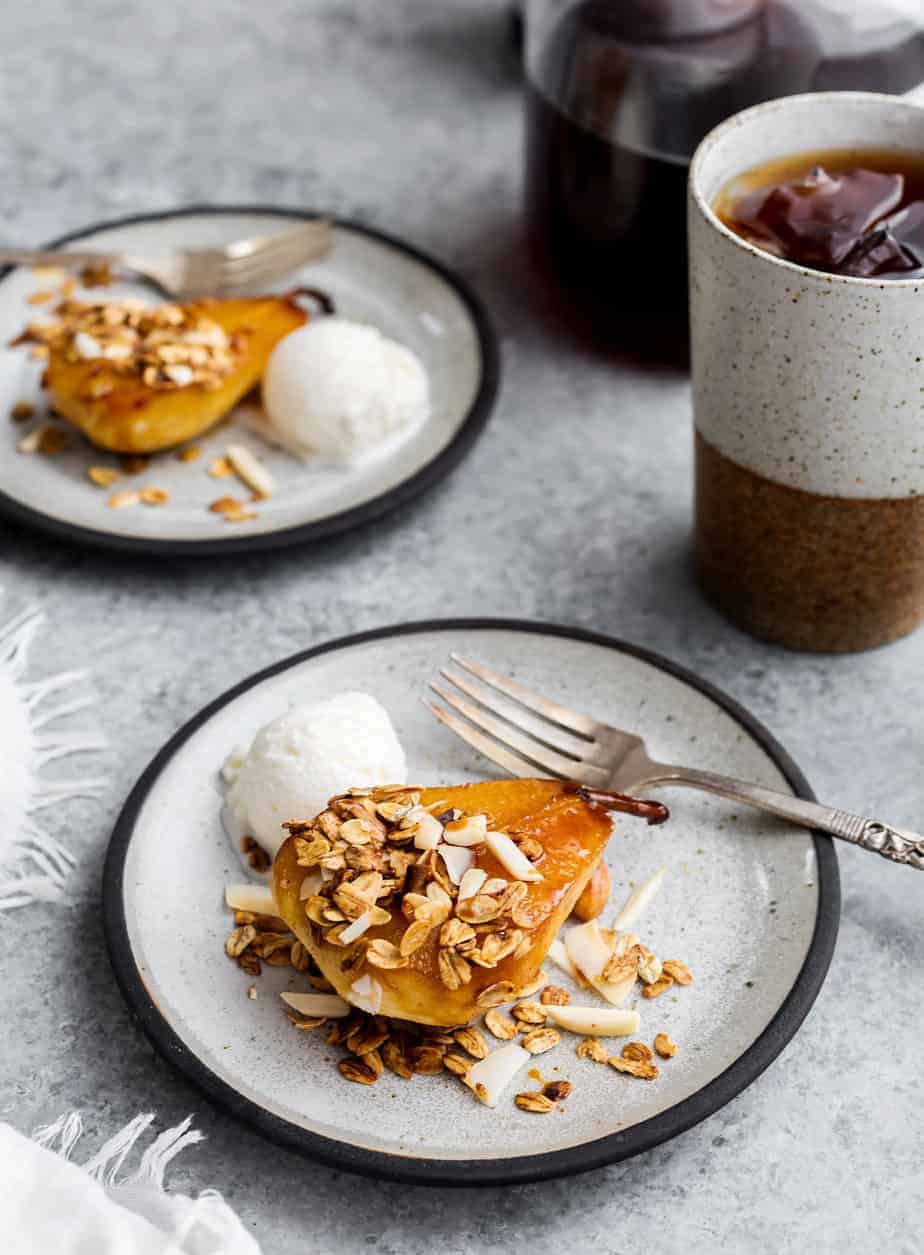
[13, 296, 243, 394]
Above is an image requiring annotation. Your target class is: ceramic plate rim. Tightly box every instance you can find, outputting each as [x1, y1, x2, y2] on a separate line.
[0, 206, 499, 556]
[102, 618, 840, 1187]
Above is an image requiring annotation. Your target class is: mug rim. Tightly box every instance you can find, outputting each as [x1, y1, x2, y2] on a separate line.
[689, 90, 924, 290]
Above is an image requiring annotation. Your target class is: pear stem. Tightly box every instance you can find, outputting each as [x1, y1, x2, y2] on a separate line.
[569, 784, 669, 826]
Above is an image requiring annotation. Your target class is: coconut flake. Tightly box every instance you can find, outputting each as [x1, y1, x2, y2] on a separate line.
[544, 1004, 640, 1037]
[548, 937, 582, 982]
[485, 830, 542, 882]
[411, 810, 444, 850]
[280, 991, 350, 1018]
[458, 866, 488, 902]
[566, 920, 636, 1005]
[614, 867, 666, 931]
[225, 883, 276, 914]
[442, 813, 488, 847]
[465, 1042, 530, 1108]
[299, 872, 322, 900]
[349, 973, 383, 1015]
[338, 909, 375, 944]
[565, 920, 611, 980]
[438, 844, 475, 885]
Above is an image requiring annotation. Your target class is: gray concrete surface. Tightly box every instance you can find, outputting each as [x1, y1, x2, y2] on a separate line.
[0, 3, 921, 1251]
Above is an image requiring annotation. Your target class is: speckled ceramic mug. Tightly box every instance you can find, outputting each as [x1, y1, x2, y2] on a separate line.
[689, 92, 924, 653]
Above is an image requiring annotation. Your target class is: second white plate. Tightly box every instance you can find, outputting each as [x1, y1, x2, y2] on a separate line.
[0, 209, 497, 553]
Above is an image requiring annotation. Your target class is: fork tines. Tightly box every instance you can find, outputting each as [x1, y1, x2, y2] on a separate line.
[426, 653, 610, 786]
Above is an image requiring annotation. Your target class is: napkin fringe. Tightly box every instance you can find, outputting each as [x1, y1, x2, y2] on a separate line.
[0, 595, 107, 911]
[32, 1110, 204, 1187]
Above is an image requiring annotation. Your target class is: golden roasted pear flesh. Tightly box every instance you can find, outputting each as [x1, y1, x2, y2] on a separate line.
[273, 779, 668, 1028]
[40, 295, 306, 453]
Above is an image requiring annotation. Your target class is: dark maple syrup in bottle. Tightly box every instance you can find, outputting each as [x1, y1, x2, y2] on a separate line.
[523, 0, 924, 360]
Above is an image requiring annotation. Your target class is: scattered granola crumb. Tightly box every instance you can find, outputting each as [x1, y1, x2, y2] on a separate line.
[483, 1008, 518, 1041]
[521, 1027, 560, 1055]
[79, 261, 114, 288]
[247, 985, 257, 1001]
[338, 1058, 379, 1085]
[608, 1055, 659, 1080]
[543, 1080, 572, 1102]
[107, 489, 141, 510]
[443, 1052, 472, 1078]
[576, 1037, 608, 1064]
[88, 466, 120, 487]
[17, 427, 43, 454]
[30, 345, 49, 360]
[176, 445, 202, 462]
[453, 1027, 489, 1060]
[27, 290, 54, 305]
[512, 1001, 547, 1026]
[662, 960, 693, 986]
[515, 1091, 555, 1113]
[540, 985, 570, 1006]
[31, 265, 66, 286]
[622, 1041, 654, 1063]
[642, 974, 675, 1000]
[37, 424, 69, 455]
[247, 845, 271, 873]
[139, 486, 169, 506]
[208, 456, 233, 478]
[654, 1033, 678, 1059]
[10, 401, 36, 422]
[59, 277, 77, 298]
[209, 495, 257, 523]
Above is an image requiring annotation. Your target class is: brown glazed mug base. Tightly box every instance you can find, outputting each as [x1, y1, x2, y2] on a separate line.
[694, 432, 924, 653]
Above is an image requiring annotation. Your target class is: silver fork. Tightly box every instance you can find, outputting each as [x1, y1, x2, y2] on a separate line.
[0, 220, 332, 300]
[427, 653, 924, 871]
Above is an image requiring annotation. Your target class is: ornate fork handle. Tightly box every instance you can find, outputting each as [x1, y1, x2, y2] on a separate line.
[644, 766, 924, 870]
[824, 812, 924, 868]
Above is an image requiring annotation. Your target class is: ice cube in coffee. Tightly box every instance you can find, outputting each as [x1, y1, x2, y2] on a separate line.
[716, 149, 924, 279]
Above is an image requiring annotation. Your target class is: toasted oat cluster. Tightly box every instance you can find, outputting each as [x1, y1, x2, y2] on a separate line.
[287, 785, 544, 992]
[14, 297, 244, 393]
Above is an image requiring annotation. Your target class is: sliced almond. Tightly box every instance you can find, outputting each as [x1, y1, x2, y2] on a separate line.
[226, 443, 275, 500]
[613, 867, 666, 931]
[544, 1004, 641, 1037]
[457, 866, 488, 902]
[338, 909, 375, 945]
[348, 973, 383, 1014]
[485, 830, 542, 882]
[280, 991, 350, 1019]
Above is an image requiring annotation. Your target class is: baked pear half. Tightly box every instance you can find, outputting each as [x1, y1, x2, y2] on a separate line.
[36, 294, 306, 453]
[273, 779, 668, 1027]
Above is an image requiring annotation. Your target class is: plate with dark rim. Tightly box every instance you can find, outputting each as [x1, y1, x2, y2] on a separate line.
[0, 207, 497, 555]
[103, 619, 839, 1186]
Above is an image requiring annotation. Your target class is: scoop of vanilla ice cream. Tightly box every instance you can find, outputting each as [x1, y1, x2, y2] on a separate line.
[261, 319, 430, 461]
[225, 691, 407, 858]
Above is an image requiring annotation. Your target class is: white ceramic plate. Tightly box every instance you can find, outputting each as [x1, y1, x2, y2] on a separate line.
[0, 209, 497, 554]
[103, 621, 839, 1185]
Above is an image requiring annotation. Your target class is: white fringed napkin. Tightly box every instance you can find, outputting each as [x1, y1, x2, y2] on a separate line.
[0, 591, 107, 909]
[0, 1112, 260, 1254]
